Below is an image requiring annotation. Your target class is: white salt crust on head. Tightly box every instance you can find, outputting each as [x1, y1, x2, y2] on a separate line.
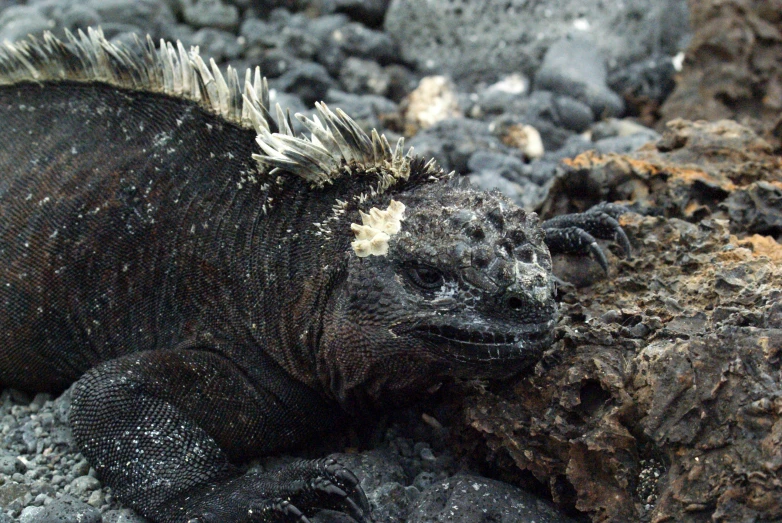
[351, 200, 405, 257]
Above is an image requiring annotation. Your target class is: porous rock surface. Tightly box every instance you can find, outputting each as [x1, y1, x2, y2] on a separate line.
[659, 0, 782, 149]
[462, 119, 782, 522]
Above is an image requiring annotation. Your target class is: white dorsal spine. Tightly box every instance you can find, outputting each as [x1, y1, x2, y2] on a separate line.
[0, 27, 421, 188]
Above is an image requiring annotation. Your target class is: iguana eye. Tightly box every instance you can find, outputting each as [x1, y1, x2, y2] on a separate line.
[406, 264, 444, 290]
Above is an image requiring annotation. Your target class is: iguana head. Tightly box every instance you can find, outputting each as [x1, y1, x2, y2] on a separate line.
[321, 178, 558, 406]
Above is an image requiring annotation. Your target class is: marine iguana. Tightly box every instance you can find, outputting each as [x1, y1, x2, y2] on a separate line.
[0, 29, 630, 522]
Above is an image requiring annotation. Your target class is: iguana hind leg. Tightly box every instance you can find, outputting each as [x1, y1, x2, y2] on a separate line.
[70, 348, 369, 522]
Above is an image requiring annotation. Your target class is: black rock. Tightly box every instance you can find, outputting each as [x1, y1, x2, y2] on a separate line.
[240, 17, 278, 49]
[467, 150, 527, 179]
[608, 55, 678, 113]
[384, 64, 417, 103]
[255, 48, 302, 78]
[317, 21, 398, 75]
[339, 57, 390, 96]
[334, 0, 390, 27]
[535, 36, 624, 118]
[185, 28, 244, 62]
[324, 90, 398, 133]
[273, 61, 336, 105]
[408, 473, 575, 523]
[408, 118, 517, 174]
[17, 496, 101, 523]
[552, 95, 595, 133]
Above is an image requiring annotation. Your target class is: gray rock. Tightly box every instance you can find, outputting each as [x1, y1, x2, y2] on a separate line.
[0, 5, 54, 42]
[535, 36, 624, 118]
[0, 481, 29, 508]
[324, 90, 398, 133]
[179, 0, 238, 31]
[101, 509, 149, 523]
[385, 0, 691, 85]
[0, 511, 14, 523]
[595, 133, 659, 154]
[17, 496, 101, 523]
[18, 506, 46, 523]
[317, 21, 398, 75]
[240, 17, 278, 49]
[339, 57, 390, 96]
[467, 150, 526, 179]
[70, 475, 101, 495]
[408, 473, 575, 523]
[0, 454, 22, 474]
[184, 28, 244, 62]
[469, 170, 547, 210]
[102, 508, 148, 523]
[552, 95, 595, 133]
[408, 118, 516, 174]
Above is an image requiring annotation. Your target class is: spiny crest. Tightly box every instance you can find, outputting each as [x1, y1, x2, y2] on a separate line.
[252, 102, 415, 189]
[0, 27, 433, 191]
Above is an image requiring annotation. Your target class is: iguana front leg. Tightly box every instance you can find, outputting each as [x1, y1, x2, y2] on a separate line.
[542, 202, 632, 272]
[70, 348, 370, 522]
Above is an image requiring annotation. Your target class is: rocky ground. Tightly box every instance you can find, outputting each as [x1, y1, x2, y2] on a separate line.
[2, 1, 779, 522]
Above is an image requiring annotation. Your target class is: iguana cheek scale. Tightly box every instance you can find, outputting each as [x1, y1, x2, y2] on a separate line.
[0, 28, 630, 522]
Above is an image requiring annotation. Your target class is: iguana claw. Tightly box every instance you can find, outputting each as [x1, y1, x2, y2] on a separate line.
[542, 203, 632, 272]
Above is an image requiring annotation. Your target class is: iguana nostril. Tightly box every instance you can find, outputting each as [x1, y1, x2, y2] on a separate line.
[506, 296, 524, 310]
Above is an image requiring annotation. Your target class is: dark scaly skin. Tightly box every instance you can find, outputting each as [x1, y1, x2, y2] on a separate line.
[0, 80, 628, 522]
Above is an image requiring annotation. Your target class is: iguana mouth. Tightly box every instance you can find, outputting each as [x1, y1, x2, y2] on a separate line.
[408, 319, 556, 361]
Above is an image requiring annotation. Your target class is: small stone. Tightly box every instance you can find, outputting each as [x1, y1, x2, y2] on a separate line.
[86, 489, 103, 507]
[20, 497, 101, 523]
[0, 482, 30, 508]
[72, 459, 90, 477]
[403, 76, 462, 134]
[70, 475, 101, 495]
[180, 0, 239, 31]
[274, 62, 335, 106]
[18, 506, 46, 523]
[535, 36, 624, 118]
[0, 455, 21, 474]
[101, 509, 149, 523]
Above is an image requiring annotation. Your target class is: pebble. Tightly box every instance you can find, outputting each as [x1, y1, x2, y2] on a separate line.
[403, 76, 462, 134]
[180, 0, 239, 31]
[535, 36, 625, 118]
[273, 61, 336, 105]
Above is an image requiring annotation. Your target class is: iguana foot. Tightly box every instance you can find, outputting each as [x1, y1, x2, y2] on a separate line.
[542, 202, 632, 272]
[182, 458, 371, 523]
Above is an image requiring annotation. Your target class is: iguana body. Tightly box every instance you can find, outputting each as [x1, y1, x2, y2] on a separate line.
[0, 30, 629, 522]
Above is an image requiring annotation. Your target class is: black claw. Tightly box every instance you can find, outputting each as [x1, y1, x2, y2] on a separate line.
[248, 499, 310, 523]
[541, 203, 633, 271]
[313, 478, 347, 498]
[588, 241, 608, 273]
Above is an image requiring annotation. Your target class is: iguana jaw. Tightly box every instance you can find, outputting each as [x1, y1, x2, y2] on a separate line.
[398, 316, 557, 364]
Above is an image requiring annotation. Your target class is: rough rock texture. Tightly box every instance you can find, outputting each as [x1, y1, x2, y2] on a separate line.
[659, 0, 782, 149]
[384, 0, 690, 85]
[462, 119, 782, 522]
